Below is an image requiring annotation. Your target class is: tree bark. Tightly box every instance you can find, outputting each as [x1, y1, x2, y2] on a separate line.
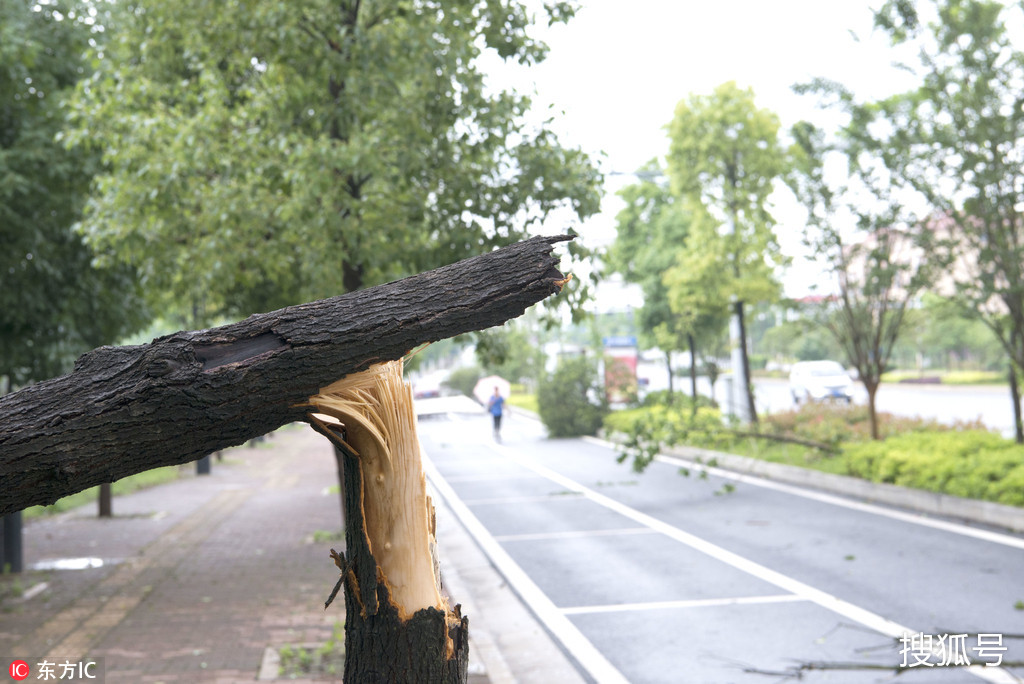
[664, 351, 674, 405]
[98, 483, 112, 518]
[735, 300, 759, 425]
[325, 439, 469, 682]
[688, 333, 698, 411]
[866, 382, 880, 441]
[1010, 362, 1023, 444]
[0, 235, 571, 516]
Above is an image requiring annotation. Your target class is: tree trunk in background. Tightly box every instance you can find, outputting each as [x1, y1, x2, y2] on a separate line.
[866, 382, 880, 441]
[736, 300, 759, 425]
[1010, 362, 1023, 444]
[98, 483, 112, 518]
[688, 333, 698, 412]
[665, 351, 674, 405]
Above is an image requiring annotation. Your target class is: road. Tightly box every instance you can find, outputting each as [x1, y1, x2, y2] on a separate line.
[419, 403, 1024, 684]
[691, 377, 1017, 436]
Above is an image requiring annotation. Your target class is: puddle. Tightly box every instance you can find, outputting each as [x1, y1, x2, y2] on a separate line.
[30, 557, 106, 571]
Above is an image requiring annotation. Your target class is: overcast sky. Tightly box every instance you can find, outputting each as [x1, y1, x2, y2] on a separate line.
[484, 1, 921, 307]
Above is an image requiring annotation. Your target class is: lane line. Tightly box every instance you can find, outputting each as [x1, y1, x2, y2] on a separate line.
[583, 436, 1024, 551]
[493, 527, 657, 542]
[445, 474, 548, 483]
[489, 442, 1017, 684]
[461, 494, 583, 506]
[561, 594, 808, 616]
[422, 449, 630, 684]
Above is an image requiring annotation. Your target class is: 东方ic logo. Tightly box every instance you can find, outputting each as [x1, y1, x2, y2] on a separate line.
[8, 660, 30, 680]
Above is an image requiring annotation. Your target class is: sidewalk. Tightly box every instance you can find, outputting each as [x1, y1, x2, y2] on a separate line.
[0, 424, 536, 683]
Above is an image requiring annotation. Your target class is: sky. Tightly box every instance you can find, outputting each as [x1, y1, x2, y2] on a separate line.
[483, 1, 922, 310]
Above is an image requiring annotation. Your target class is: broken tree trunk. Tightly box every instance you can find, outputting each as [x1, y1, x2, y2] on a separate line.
[0, 235, 571, 516]
[308, 362, 468, 681]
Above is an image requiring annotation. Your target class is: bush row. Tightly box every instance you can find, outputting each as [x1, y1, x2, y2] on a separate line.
[842, 431, 1024, 507]
[603, 401, 1024, 508]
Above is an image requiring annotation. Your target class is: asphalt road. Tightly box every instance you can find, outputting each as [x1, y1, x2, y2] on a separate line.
[690, 377, 1018, 436]
[419, 404, 1024, 684]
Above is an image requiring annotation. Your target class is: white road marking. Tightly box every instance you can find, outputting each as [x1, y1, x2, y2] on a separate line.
[444, 474, 547, 483]
[561, 594, 808, 615]
[581, 435, 1024, 551]
[422, 450, 630, 684]
[493, 527, 657, 542]
[489, 442, 1019, 684]
[461, 494, 583, 506]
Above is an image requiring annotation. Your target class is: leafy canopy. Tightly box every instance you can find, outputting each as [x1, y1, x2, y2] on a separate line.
[867, 0, 1024, 370]
[1, 1, 145, 385]
[65, 0, 602, 324]
[605, 160, 716, 355]
[663, 81, 785, 309]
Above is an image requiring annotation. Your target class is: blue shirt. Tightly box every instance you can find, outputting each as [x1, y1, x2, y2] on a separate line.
[488, 395, 505, 416]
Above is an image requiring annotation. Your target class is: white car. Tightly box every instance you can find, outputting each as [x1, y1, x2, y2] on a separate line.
[789, 360, 854, 404]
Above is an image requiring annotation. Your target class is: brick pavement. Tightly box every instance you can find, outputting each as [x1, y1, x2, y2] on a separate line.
[0, 424, 364, 683]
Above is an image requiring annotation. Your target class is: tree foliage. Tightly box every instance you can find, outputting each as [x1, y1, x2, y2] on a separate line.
[606, 160, 726, 401]
[474, 320, 546, 386]
[1, 1, 145, 385]
[666, 82, 786, 286]
[662, 82, 787, 423]
[65, 0, 602, 324]
[866, 0, 1024, 439]
[786, 116, 935, 439]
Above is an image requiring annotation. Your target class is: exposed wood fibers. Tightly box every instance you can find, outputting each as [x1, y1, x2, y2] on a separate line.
[306, 361, 445, 621]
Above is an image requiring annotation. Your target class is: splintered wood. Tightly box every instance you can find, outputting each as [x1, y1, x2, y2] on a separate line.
[306, 361, 444, 620]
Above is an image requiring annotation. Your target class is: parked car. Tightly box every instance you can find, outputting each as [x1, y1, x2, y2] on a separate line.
[789, 360, 854, 404]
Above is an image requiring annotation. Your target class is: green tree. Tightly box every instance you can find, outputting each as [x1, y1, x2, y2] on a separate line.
[606, 161, 701, 404]
[787, 119, 935, 439]
[475, 320, 546, 388]
[869, 0, 1024, 440]
[1, 1, 145, 386]
[65, 0, 601, 325]
[664, 82, 786, 424]
[658, 204, 732, 406]
[915, 294, 1004, 371]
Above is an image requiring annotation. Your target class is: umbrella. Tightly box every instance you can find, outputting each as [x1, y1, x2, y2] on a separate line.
[473, 375, 511, 406]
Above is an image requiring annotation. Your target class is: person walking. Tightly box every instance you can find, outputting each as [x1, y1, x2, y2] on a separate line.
[487, 386, 505, 442]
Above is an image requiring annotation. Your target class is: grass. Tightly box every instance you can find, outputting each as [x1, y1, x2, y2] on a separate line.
[279, 622, 345, 678]
[880, 369, 1006, 385]
[23, 465, 183, 520]
[506, 392, 538, 415]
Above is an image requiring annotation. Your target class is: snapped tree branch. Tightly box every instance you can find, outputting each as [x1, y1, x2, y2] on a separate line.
[0, 235, 572, 515]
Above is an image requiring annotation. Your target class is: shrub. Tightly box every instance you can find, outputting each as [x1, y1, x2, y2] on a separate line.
[604, 403, 726, 472]
[641, 389, 716, 410]
[842, 430, 1024, 504]
[538, 356, 608, 438]
[762, 403, 985, 445]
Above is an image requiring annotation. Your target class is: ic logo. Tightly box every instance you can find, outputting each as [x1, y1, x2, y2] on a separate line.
[8, 660, 29, 680]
